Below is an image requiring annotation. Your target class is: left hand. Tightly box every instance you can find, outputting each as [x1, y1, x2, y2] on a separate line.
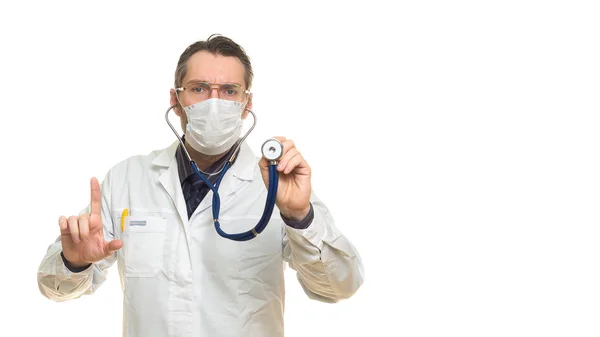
[259, 136, 311, 221]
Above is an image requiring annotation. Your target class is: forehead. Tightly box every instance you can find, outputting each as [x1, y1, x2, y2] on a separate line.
[184, 51, 246, 86]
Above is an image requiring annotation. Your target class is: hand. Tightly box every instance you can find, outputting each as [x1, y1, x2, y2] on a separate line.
[59, 177, 123, 268]
[259, 137, 312, 221]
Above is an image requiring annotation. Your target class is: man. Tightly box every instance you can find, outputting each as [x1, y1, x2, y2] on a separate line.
[37, 34, 363, 337]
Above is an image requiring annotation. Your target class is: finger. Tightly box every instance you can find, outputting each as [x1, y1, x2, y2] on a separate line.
[68, 216, 80, 244]
[78, 213, 90, 241]
[90, 177, 101, 217]
[280, 139, 296, 155]
[105, 239, 123, 256]
[277, 139, 297, 170]
[272, 136, 287, 143]
[277, 148, 299, 172]
[283, 152, 308, 175]
[89, 211, 102, 231]
[58, 216, 68, 232]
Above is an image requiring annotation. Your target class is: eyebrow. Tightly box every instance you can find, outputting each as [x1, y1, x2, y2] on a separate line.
[186, 79, 242, 86]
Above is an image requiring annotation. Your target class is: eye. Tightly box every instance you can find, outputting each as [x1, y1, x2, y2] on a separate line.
[189, 83, 211, 94]
[221, 85, 239, 96]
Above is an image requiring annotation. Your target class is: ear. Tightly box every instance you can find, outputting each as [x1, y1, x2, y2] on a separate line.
[242, 93, 253, 119]
[170, 88, 187, 132]
[170, 88, 183, 117]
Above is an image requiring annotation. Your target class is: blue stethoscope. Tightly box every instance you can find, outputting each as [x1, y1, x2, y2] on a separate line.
[165, 105, 283, 241]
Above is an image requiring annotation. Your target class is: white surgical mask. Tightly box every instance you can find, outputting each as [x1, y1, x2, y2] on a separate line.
[183, 98, 244, 155]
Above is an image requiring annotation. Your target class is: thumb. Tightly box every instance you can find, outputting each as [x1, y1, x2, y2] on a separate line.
[258, 158, 270, 179]
[258, 157, 268, 171]
[105, 239, 123, 256]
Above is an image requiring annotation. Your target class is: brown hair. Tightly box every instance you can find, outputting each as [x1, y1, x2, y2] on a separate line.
[174, 34, 253, 90]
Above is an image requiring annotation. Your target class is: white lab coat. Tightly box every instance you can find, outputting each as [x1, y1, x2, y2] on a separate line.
[37, 140, 364, 337]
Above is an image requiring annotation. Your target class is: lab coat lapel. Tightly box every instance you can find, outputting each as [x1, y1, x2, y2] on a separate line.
[154, 142, 192, 248]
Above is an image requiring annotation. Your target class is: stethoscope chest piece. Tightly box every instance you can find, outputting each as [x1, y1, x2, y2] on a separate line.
[262, 138, 284, 163]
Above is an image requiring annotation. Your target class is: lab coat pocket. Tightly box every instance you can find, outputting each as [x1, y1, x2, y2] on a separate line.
[121, 215, 167, 278]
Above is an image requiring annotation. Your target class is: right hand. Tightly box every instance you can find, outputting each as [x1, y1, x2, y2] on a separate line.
[59, 177, 123, 268]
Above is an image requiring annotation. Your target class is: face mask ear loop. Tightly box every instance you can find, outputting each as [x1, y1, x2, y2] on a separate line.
[227, 92, 256, 164]
[174, 88, 187, 117]
[171, 88, 195, 162]
[165, 103, 193, 164]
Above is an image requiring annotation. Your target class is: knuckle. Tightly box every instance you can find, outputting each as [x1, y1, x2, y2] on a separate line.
[90, 213, 101, 224]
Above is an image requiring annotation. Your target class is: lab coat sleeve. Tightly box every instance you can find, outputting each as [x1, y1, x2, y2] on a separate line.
[37, 175, 117, 302]
[282, 192, 364, 303]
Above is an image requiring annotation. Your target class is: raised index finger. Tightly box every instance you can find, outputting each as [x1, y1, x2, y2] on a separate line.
[90, 177, 101, 216]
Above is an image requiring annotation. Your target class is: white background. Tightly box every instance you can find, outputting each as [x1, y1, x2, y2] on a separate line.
[1, 0, 599, 336]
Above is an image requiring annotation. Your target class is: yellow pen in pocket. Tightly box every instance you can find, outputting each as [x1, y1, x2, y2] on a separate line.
[120, 208, 129, 231]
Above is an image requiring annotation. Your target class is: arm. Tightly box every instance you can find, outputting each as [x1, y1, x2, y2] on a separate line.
[282, 194, 364, 303]
[259, 136, 364, 302]
[37, 175, 118, 302]
[36, 238, 116, 302]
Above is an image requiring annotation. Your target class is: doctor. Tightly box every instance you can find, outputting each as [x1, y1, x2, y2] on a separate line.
[37, 34, 363, 337]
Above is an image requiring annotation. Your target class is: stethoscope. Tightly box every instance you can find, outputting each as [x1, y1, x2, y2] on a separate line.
[164, 101, 283, 242]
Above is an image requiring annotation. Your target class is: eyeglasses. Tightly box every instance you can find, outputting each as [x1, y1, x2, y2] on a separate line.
[176, 81, 250, 104]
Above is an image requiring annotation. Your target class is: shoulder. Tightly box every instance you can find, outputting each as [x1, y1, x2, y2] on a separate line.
[103, 142, 179, 183]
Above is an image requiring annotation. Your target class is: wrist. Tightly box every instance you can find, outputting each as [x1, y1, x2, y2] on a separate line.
[280, 205, 311, 222]
[70, 261, 91, 269]
[61, 251, 91, 270]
